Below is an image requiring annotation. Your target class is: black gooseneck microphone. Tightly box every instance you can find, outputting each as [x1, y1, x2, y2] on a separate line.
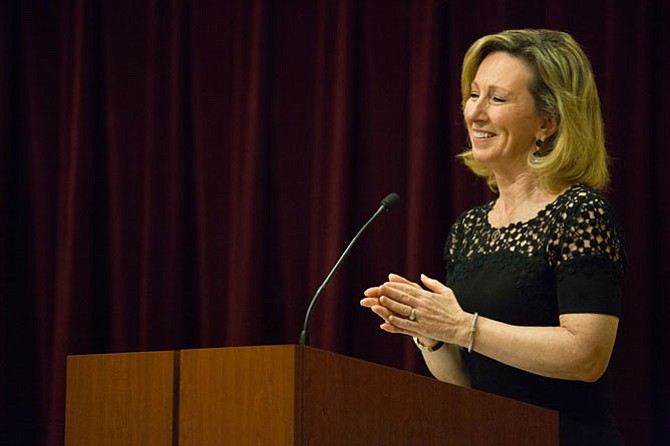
[298, 192, 400, 346]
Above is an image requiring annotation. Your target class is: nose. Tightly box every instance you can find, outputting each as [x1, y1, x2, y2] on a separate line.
[464, 96, 489, 124]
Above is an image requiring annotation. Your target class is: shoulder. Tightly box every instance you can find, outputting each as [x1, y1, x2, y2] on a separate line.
[555, 184, 615, 219]
[552, 184, 624, 264]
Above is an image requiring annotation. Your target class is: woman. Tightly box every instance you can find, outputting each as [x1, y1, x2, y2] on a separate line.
[360, 29, 624, 445]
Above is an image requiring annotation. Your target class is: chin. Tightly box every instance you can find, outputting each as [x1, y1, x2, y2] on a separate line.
[471, 148, 495, 163]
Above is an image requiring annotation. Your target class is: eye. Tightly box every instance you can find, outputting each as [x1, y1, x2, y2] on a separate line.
[491, 96, 507, 103]
[469, 91, 480, 100]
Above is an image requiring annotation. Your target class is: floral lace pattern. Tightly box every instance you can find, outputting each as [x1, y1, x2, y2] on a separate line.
[446, 185, 623, 267]
[443, 184, 624, 316]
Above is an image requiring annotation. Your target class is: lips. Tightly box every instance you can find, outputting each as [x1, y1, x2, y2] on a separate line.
[473, 130, 496, 139]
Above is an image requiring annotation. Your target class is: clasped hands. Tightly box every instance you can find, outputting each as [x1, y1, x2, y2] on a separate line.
[360, 273, 471, 348]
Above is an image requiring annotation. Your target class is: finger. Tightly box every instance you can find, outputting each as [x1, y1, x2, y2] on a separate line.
[371, 304, 393, 322]
[363, 286, 381, 297]
[379, 317, 415, 335]
[379, 283, 418, 305]
[388, 273, 422, 289]
[379, 321, 409, 335]
[420, 274, 450, 294]
[379, 295, 413, 318]
[385, 313, 417, 335]
[359, 297, 378, 308]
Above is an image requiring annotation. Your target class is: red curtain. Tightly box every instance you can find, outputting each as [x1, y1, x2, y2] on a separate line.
[2, 1, 668, 444]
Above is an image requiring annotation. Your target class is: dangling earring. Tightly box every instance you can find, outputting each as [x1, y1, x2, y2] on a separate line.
[533, 139, 544, 157]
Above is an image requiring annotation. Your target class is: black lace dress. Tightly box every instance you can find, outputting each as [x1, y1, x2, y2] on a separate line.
[444, 184, 624, 446]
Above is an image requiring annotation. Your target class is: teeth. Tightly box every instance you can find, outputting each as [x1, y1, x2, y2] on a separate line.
[473, 131, 494, 138]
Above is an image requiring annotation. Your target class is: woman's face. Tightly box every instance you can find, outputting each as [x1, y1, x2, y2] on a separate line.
[464, 51, 553, 176]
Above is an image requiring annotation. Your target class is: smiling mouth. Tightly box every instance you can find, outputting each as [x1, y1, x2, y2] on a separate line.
[473, 130, 496, 139]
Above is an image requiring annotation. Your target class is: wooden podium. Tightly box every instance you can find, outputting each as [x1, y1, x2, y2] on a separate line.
[65, 345, 558, 445]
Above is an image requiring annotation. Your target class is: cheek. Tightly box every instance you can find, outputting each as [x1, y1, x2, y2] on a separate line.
[498, 114, 533, 138]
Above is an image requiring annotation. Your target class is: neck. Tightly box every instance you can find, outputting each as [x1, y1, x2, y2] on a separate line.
[490, 173, 558, 228]
[495, 173, 542, 210]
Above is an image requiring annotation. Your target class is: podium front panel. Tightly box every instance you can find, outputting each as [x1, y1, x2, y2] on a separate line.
[299, 347, 558, 445]
[64, 351, 176, 446]
[178, 345, 299, 445]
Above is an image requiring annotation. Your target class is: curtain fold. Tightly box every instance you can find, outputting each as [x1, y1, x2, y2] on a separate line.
[48, 0, 97, 442]
[2, 1, 669, 444]
[305, 0, 354, 352]
[222, 0, 268, 344]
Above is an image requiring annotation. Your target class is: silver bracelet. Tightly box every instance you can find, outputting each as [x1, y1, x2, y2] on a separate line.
[467, 312, 479, 353]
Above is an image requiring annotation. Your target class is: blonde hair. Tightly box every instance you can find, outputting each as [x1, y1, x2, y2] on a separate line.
[459, 29, 609, 192]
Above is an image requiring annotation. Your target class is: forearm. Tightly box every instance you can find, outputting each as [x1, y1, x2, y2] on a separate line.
[369, 275, 618, 383]
[470, 314, 618, 382]
[420, 341, 471, 387]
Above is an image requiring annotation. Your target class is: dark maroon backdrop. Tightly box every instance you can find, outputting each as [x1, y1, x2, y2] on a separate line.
[2, 1, 668, 445]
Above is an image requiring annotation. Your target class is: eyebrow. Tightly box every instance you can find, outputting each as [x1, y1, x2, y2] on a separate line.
[470, 80, 514, 97]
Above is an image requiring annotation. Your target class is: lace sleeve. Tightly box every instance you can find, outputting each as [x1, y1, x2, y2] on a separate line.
[553, 190, 624, 316]
[554, 192, 624, 266]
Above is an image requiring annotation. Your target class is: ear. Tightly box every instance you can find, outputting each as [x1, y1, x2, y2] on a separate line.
[538, 115, 559, 140]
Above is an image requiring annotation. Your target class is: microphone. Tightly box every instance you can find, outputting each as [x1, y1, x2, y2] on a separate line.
[298, 193, 400, 346]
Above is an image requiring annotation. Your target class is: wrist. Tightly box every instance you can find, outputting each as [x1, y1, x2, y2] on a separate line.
[413, 336, 444, 352]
